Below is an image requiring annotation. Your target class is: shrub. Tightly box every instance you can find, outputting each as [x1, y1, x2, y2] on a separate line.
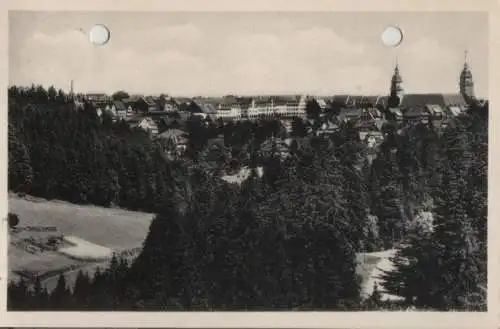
[8, 212, 20, 228]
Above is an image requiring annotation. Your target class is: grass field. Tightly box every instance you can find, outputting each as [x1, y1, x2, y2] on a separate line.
[8, 194, 155, 292]
[9, 194, 155, 249]
[9, 245, 83, 274]
[59, 235, 114, 260]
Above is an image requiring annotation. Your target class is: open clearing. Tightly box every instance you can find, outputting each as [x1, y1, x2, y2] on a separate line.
[59, 235, 114, 260]
[9, 194, 155, 249]
[9, 245, 83, 274]
[8, 194, 155, 291]
[356, 252, 381, 295]
[358, 249, 403, 301]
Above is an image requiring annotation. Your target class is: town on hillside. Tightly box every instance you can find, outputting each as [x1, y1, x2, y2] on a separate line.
[66, 59, 484, 161]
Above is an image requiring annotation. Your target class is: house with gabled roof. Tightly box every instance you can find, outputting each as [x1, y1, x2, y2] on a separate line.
[122, 96, 140, 114]
[125, 116, 158, 135]
[360, 107, 384, 123]
[162, 116, 183, 130]
[112, 100, 127, 120]
[402, 102, 448, 128]
[190, 99, 218, 120]
[338, 108, 362, 122]
[158, 128, 188, 156]
[134, 97, 159, 113]
[140, 117, 159, 135]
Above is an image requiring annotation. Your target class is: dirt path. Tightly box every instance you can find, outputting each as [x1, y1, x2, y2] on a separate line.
[361, 249, 404, 301]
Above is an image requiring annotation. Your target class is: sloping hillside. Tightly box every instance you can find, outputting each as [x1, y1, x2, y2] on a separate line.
[8, 194, 155, 292]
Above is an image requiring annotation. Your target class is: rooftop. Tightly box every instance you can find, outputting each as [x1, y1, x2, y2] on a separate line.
[401, 93, 467, 109]
[159, 128, 187, 140]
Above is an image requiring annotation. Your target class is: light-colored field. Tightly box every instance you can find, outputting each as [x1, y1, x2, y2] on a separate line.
[9, 245, 83, 274]
[9, 194, 155, 249]
[8, 194, 155, 291]
[59, 235, 114, 260]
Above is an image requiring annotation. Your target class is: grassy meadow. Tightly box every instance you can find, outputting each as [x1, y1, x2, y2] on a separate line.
[8, 194, 155, 291]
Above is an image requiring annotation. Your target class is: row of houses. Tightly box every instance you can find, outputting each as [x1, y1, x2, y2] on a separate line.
[86, 94, 308, 122]
[86, 91, 471, 129]
[331, 93, 470, 128]
[81, 92, 475, 162]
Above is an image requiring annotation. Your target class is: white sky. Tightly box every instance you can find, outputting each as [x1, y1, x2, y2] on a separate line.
[9, 11, 488, 97]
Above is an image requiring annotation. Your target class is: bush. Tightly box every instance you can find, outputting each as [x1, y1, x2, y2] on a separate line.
[8, 212, 20, 228]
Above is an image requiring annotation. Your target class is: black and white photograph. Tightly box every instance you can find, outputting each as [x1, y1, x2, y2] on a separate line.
[5, 8, 489, 317]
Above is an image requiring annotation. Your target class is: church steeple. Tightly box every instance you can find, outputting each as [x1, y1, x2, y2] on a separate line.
[389, 59, 404, 108]
[460, 50, 475, 101]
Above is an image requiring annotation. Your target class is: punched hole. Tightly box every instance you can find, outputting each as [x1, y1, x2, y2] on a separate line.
[381, 25, 403, 48]
[89, 24, 110, 46]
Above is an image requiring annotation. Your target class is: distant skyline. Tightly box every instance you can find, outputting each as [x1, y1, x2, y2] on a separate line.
[9, 11, 488, 98]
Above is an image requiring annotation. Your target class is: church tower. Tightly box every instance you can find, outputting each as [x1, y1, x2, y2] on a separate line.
[460, 51, 475, 102]
[388, 61, 404, 108]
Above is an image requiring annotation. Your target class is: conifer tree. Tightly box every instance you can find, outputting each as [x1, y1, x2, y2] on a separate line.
[73, 270, 91, 308]
[429, 166, 483, 310]
[50, 274, 72, 310]
[8, 123, 33, 192]
[32, 275, 45, 309]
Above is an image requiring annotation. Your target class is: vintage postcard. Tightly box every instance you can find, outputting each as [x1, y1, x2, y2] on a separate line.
[0, 0, 498, 328]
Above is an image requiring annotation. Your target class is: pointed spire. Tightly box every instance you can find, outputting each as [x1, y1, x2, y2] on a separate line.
[460, 49, 475, 100]
[461, 50, 472, 76]
[463, 50, 470, 69]
[392, 60, 402, 83]
[389, 58, 404, 107]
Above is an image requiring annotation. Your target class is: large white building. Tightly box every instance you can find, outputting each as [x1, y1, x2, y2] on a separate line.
[211, 95, 307, 121]
[246, 95, 307, 120]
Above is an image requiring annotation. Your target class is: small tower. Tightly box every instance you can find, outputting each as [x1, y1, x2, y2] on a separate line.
[460, 50, 475, 102]
[388, 59, 404, 108]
